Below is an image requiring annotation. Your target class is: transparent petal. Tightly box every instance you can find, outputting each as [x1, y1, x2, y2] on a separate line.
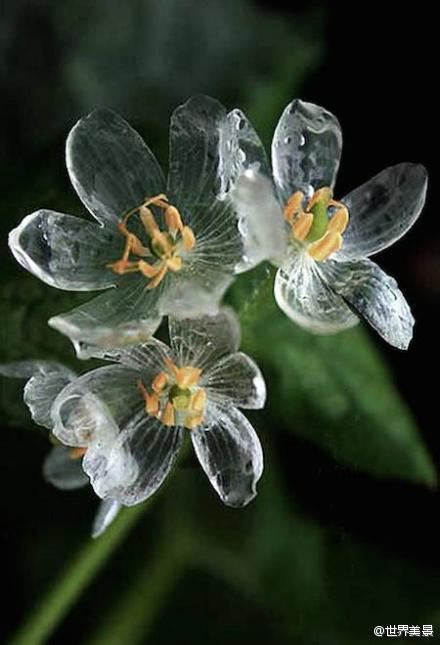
[272, 99, 342, 203]
[92, 499, 121, 538]
[43, 445, 89, 490]
[227, 169, 287, 271]
[51, 365, 183, 505]
[93, 338, 172, 375]
[217, 108, 270, 197]
[323, 257, 414, 349]
[67, 109, 165, 227]
[191, 402, 263, 508]
[160, 270, 233, 320]
[274, 245, 359, 334]
[202, 352, 266, 410]
[339, 163, 428, 260]
[8, 210, 120, 291]
[91, 413, 183, 505]
[169, 309, 241, 371]
[167, 95, 244, 272]
[0, 360, 76, 429]
[48, 275, 163, 358]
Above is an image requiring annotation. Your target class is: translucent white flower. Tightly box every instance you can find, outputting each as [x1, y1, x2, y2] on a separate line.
[50, 310, 266, 508]
[8, 96, 262, 359]
[228, 100, 428, 349]
[0, 361, 121, 538]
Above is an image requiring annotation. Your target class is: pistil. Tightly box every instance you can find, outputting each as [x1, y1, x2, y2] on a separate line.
[138, 357, 207, 429]
[284, 187, 349, 261]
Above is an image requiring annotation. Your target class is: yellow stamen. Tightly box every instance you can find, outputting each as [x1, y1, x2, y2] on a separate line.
[161, 402, 175, 426]
[292, 211, 313, 242]
[165, 205, 184, 233]
[308, 231, 343, 262]
[190, 388, 207, 413]
[69, 446, 87, 460]
[139, 206, 160, 236]
[327, 203, 349, 234]
[306, 186, 333, 211]
[152, 371, 168, 393]
[184, 412, 204, 430]
[166, 256, 183, 272]
[146, 263, 168, 289]
[175, 367, 202, 389]
[284, 190, 305, 224]
[181, 226, 196, 251]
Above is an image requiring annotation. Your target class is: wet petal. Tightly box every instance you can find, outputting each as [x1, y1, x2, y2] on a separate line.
[323, 257, 414, 349]
[191, 402, 263, 508]
[169, 309, 241, 371]
[94, 338, 172, 375]
[202, 352, 266, 410]
[274, 245, 358, 333]
[92, 499, 121, 538]
[339, 163, 428, 259]
[227, 169, 287, 271]
[48, 276, 163, 358]
[167, 95, 244, 271]
[161, 270, 233, 320]
[272, 99, 342, 203]
[93, 413, 183, 505]
[67, 109, 165, 227]
[217, 108, 270, 196]
[8, 210, 119, 290]
[0, 361, 75, 429]
[51, 365, 183, 505]
[43, 445, 89, 490]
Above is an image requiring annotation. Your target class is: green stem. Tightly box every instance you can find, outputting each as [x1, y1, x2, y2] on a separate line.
[86, 535, 192, 645]
[10, 502, 150, 645]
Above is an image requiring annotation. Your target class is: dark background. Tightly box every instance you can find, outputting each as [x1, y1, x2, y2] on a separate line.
[1, 1, 438, 643]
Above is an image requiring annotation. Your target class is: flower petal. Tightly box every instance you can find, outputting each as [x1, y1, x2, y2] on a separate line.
[272, 99, 342, 203]
[0, 360, 76, 429]
[274, 245, 358, 333]
[202, 352, 266, 410]
[94, 338, 172, 374]
[48, 276, 163, 358]
[217, 108, 270, 197]
[51, 365, 183, 505]
[43, 445, 89, 490]
[92, 499, 121, 538]
[8, 210, 119, 290]
[227, 169, 287, 271]
[191, 402, 263, 507]
[93, 413, 183, 505]
[160, 270, 233, 320]
[167, 95, 244, 271]
[67, 109, 165, 227]
[169, 309, 241, 370]
[339, 163, 428, 260]
[323, 257, 414, 349]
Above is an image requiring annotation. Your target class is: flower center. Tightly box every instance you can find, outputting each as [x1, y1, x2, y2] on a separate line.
[137, 357, 207, 429]
[107, 193, 196, 289]
[283, 187, 349, 261]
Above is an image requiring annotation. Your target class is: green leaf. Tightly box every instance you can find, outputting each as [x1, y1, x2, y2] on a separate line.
[228, 265, 436, 487]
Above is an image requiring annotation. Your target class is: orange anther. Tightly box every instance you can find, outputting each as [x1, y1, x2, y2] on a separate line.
[292, 212, 314, 242]
[181, 226, 196, 251]
[69, 446, 87, 460]
[284, 190, 305, 223]
[175, 367, 202, 389]
[327, 203, 349, 234]
[190, 388, 207, 413]
[161, 402, 175, 426]
[152, 371, 168, 393]
[165, 205, 183, 233]
[308, 231, 343, 261]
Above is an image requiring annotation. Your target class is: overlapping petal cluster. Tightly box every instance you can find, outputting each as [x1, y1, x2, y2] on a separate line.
[3, 94, 427, 526]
